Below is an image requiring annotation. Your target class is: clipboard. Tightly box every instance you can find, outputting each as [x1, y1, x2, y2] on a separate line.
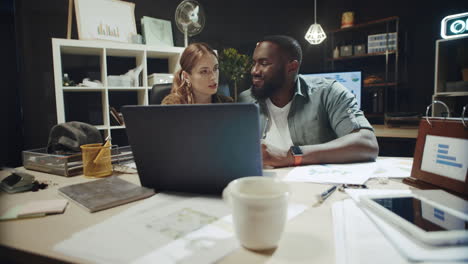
[403, 101, 468, 199]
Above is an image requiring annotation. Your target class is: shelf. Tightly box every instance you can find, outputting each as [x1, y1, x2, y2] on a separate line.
[108, 87, 147, 91]
[329, 16, 399, 33]
[62, 86, 148, 91]
[433, 91, 468, 97]
[53, 38, 183, 141]
[373, 125, 418, 139]
[327, 51, 396, 61]
[62, 86, 105, 92]
[364, 82, 397, 88]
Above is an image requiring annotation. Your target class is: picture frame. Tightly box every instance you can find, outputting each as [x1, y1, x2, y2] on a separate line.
[74, 0, 137, 43]
[141, 16, 174, 47]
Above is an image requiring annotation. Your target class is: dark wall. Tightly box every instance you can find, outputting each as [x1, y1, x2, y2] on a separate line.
[6, 0, 468, 165]
[1, 0, 22, 167]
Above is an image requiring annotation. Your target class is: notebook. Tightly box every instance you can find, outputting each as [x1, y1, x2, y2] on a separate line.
[58, 176, 155, 212]
[121, 103, 263, 195]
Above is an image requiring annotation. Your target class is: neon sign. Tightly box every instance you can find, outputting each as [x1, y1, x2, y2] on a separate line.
[441, 12, 468, 39]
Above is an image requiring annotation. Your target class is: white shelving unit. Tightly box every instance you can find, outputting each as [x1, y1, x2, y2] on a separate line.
[432, 36, 468, 117]
[52, 38, 184, 143]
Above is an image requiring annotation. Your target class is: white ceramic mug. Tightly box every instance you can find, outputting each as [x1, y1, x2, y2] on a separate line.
[223, 176, 290, 250]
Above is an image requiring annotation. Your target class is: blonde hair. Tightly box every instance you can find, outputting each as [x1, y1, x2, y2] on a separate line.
[169, 43, 218, 104]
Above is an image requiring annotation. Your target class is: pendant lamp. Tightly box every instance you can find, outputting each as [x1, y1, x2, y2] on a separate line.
[305, 0, 327, 45]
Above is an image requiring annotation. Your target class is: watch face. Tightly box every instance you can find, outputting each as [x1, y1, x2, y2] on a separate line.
[291, 146, 303, 155]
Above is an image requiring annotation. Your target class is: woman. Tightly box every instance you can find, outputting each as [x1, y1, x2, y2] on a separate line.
[162, 42, 233, 104]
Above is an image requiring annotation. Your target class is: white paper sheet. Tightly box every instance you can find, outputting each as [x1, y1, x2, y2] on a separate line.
[372, 158, 413, 178]
[344, 189, 412, 203]
[54, 193, 307, 264]
[333, 199, 407, 264]
[421, 135, 468, 182]
[284, 162, 377, 184]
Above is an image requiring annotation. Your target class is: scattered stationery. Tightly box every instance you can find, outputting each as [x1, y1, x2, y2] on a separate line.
[54, 193, 307, 264]
[58, 176, 155, 213]
[285, 161, 377, 184]
[318, 185, 339, 203]
[333, 189, 468, 264]
[0, 199, 68, 221]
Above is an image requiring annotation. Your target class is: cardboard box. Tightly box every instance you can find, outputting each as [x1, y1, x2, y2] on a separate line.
[148, 73, 174, 86]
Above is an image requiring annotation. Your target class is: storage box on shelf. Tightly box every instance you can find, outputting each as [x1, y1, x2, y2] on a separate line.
[52, 38, 184, 146]
[326, 16, 402, 124]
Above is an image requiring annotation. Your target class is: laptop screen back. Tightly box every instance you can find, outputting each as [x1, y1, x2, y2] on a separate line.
[122, 103, 263, 195]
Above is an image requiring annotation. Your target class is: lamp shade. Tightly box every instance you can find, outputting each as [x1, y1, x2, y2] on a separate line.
[305, 23, 327, 45]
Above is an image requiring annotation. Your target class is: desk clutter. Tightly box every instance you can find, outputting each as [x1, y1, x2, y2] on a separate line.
[53, 193, 307, 264]
[333, 189, 468, 264]
[58, 176, 155, 213]
[22, 121, 133, 177]
[0, 199, 68, 221]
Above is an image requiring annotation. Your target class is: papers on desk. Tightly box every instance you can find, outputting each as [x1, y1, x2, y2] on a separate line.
[285, 162, 377, 184]
[333, 190, 468, 264]
[54, 193, 307, 264]
[284, 158, 412, 185]
[372, 158, 413, 179]
[0, 199, 68, 220]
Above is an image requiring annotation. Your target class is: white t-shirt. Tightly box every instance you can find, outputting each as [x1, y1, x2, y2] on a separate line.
[263, 98, 293, 152]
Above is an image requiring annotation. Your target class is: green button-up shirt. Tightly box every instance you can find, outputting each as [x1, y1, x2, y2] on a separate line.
[239, 75, 373, 146]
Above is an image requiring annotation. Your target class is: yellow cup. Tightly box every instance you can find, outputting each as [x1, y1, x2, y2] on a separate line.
[80, 143, 112, 178]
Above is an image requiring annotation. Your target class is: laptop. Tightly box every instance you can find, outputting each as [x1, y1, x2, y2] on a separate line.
[122, 103, 263, 195]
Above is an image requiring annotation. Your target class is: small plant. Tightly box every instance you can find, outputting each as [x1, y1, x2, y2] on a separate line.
[219, 48, 252, 101]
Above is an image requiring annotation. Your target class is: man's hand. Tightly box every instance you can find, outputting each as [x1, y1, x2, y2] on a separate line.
[261, 144, 292, 168]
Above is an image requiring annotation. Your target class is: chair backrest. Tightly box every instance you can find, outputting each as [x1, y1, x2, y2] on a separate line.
[150, 83, 172, 104]
[150, 82, 231, 104]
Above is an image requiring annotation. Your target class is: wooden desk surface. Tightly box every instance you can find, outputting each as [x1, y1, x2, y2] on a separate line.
[373, 125, 418, 139]
[0, 165, 411, 264]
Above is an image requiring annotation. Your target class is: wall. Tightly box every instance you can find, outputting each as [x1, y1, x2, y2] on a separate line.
[1, 0, 22, 167]
[6, 0, 468, 165]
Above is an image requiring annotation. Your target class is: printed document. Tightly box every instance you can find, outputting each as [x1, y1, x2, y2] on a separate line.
[54, 193, 306, 264]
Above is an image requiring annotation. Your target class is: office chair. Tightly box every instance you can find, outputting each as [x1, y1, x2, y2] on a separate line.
[150, 83, 172, 104]
[149, 82, 231, 105]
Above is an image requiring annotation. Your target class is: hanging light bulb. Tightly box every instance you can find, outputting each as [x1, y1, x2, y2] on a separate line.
[305, 0, 327, 45]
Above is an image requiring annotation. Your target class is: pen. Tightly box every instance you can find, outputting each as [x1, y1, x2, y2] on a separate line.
[318, 185, 339, 203]
[93, 137, 111, 164]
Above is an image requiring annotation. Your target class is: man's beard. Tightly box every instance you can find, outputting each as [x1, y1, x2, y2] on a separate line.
[251, 69, 286, 100]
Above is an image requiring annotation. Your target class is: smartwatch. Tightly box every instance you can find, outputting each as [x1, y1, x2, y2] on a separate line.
[290, 146, 303, 166]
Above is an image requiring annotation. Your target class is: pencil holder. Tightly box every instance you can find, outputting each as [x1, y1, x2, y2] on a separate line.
[80, 143, 112, 178]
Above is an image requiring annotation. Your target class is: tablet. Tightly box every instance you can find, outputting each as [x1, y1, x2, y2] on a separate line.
[360, 193, 468, 246]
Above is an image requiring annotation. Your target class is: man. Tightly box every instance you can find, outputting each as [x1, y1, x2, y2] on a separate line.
[239, 35, 379, 168]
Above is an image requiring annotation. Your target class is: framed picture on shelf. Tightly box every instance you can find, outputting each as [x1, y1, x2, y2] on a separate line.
[141, 16, 174, 47]
[74, 0, 137, 43]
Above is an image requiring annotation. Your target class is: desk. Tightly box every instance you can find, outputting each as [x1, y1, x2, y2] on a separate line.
[0, 166, 411, 264]
[373, 125, 418, 157]
[373, 125, 418, 139]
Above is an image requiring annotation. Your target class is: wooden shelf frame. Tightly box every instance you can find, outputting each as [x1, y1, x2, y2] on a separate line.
[327, 16, 401, 115]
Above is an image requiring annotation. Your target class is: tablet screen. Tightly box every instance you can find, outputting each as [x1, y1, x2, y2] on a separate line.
[372, 197, 468, 232]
